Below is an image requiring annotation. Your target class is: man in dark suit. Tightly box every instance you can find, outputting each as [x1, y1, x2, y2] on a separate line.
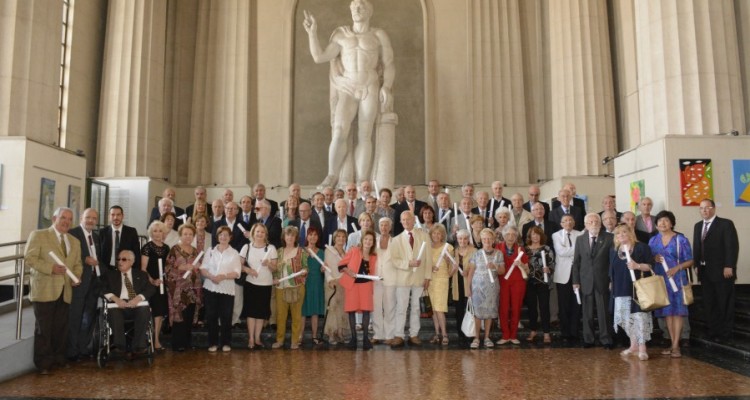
[522, 203, 561, 243]
[280, 183, 310, 210]
[249, 199, 283, 248]
[148, 197, 184, 230]
[597, 195, 622, 221]
[392, 185, 426, 235]
[310, 192, 334, 232]
[67, 208, 102, 361]
[289, 202, 324, 247]
[490, 181, 512, 217]
[571, 213, 614, 349]
[693, 199, 740, 341]
[253, 183, 279, 219]
[326, 198, 360, 239]
[471, 191, 493, 228]
[211, 201, 249, 251]
[239, 195, 255, 226]
[523, 184, 550, 219]
[184, 185, 212, 220]
[100, 205, 141, 274]
[24, 207, 83, 374]
[102, 250, 155, 354]
[551, 182, 586, 212]
[549, 188, 584, 231]
[148, 187, 185, 225]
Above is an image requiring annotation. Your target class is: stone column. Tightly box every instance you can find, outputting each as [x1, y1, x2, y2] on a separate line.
[635, 0, 745, 139]
[549, 0, 617, 177]
[97, 0, 167, 177]
[0, 1, 62, 142]
[467, 0, 529, 184]
[188, 0, 250, 185]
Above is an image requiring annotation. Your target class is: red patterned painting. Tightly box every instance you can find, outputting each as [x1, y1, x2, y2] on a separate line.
[679, 159, 713, 206]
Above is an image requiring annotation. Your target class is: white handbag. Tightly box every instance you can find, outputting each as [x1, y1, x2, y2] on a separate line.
[461, 299, 476, 337]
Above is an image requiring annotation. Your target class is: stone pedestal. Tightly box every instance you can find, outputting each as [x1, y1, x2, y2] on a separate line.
[371, 112, 398, 190]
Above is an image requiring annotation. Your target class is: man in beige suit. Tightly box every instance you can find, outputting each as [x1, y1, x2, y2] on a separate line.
[387, 211, 432, 347]
[24, 207, 83, 374]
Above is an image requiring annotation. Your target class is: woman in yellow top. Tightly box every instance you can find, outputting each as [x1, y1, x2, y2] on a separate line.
[428, 224, 457, 345]
[272, 226, 308, 350]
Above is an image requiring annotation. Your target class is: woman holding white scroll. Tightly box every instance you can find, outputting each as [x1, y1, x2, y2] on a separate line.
[141, 220, 170, 351]
[301, 227, 326, 347]
[648, 211, 693, 358]
[469, 215, 485, 250]
[239, 223, 277, 350]
[338, 230, 378, 350]
[165, 223, 202, 351]
[467, 228, 503, 348]
[428, 224, 455, 346]
[323, 229, 350, 345]
[524, 226, 555, 344]
[497, 225, 529, 345]
[272, 226, 308, 350]
[452, 230, 476, 345]
[610, 224, 654, 361]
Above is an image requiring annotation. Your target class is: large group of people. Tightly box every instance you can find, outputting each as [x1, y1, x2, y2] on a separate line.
[23, 180, 740, 374]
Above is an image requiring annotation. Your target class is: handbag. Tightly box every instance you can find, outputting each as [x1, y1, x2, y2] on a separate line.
[461, 299, 476, 337]
[282, 286, 301, 304]
[633, 269, 670, 311]
[676, 236, 694, 306]
[419, 292, 433, 318]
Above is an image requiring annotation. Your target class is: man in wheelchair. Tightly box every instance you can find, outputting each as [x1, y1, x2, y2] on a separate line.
[102, 250, 154, 355]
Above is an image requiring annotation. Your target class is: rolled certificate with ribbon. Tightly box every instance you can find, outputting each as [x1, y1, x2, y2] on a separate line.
[48, 251, 79, 284]
[277, 270, 306, 283]
[623, 244, 636, 282]
[661, 260, 678, 292]
[106, 300, 149, 309]
[158, 259, 164, 294]
[306, 247, 331, 273]
[483, 250, 495, 283]
[541, 250, 549, 283]
[355, 274, 382, 281]
[504, 251, 526, 280]
[574, 287, 581, 305]
[184, 250, 205, 279]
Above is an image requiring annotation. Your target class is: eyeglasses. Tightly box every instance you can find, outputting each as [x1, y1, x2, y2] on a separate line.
[699, 206, 714, 211]
[118, 258, 131, 262]
[254, 207, 261, 211]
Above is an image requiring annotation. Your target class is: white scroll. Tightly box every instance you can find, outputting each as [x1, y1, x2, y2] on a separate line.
[541, 250, 549, 283]
[438, 210, 451, 224]
[306, 247, 331, 273]
[574, 287, 581, 305]
[183, 250, 205, 279]
[351, 223, 359, 232]
[277, 270, 306, 283]
[237, 224, 247, 233]
[355, 274, 382, 281]
[503, 251, 526, 280]
[48, 251, 79, 284]
[623, 244, 636, 282]
[661, 260, 678, 292]
[416, 241, 426, 261]
[158, 258, 164, 294]
[88, 243, 100, 277]
[373, 180, 380, 197]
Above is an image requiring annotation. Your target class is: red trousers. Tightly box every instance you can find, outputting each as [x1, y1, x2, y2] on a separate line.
[499, 278, 526, 340]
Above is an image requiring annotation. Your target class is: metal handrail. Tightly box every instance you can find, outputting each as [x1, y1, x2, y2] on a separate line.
[0, 240, 27, 340]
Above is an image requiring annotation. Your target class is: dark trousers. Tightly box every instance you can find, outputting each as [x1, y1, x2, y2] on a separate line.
[171, 304, 196, 350]
[556, 281, 581, 339]
[581, 289, 613, 345]
[526, 282, 551, 333]
[33, 294, 69, 370]
[205, 291, 234, 346]
[67, 282, 99, 358]
[108, 305, 151, 351]
[703, 279, 736, 338]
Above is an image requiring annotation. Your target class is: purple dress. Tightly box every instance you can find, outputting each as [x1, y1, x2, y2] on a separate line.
[648, 233, 692, 317]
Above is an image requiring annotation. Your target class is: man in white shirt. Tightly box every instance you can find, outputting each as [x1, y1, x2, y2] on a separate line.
[387, 211, 432, 347]
[552, 215, 582, 343]
[374, 217, 393, 345]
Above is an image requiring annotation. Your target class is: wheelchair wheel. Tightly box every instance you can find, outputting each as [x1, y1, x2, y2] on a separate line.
[97, 347, 108, 368]
[146, 319, 155, 366]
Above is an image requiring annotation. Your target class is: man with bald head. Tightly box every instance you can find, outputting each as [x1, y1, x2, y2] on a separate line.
[222, 189, 234, 206]
[393, 185, 426, 235]
[423, 179, 441, 211]
[253, 183, 279, 218]
[344, 182, 365, 218]
[280, 183, 309, 210]
[149, 187, 185, 225]
[325, 198, 359, 240]
[552, 182, 586, 212]
[598, 195, 622, 221]
[523, 184, 550, 219]
[472, 191, 492, 228]
[185, 186, 212, 220]
[549, 188, 584, 231]
[489, 181, 512, 218]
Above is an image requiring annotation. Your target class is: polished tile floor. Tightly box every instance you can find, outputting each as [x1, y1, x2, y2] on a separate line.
[1, 344, 750, 399]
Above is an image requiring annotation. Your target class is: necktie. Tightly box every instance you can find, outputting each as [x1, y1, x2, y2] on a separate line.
[701, 221, 710, 260]
[59, 234, 67, 258]
[567, 232, 572, 247]
[350, 201, 355, 216]
[563, 207, 569, 215]
[244, 214, 249, 224]
[123, 273, 136, 299]
[300, 221, 307, 246]
[590, 236, 597, 256]
[318, 211, 325, 228]
[115, 230, 121, 259]
[408, 231, 414, 249]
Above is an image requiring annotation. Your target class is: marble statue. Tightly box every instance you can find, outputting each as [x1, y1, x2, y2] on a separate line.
[303, 0, 397, 189]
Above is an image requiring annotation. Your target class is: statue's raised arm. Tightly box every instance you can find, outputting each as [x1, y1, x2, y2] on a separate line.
[303, 10, 341, 64]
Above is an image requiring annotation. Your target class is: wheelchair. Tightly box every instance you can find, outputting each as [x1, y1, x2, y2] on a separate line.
[92, 297, 155, 367]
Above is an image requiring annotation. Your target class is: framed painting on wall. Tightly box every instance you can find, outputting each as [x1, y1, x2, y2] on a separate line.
[68, 185, 81, 222]
[38, 178, 56, 229]
[679, 159, 713, 206]
[629, 180, 645, 213]
[732, 159, 750, 207]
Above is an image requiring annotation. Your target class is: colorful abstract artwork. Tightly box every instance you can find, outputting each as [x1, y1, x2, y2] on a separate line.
[732, 159, 750, 207]
[629, 180, 645, 213]
[679, 159, 713, 206]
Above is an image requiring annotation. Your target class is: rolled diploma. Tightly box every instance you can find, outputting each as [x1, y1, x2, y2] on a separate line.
[158, 258, 164, 294]
[373, 180, 380, 196]
[184, 250, 204, 279]
[89, 244, 100, 277]
[504, 251, 526, 280]
[499, 200, 505, 209]
[48, 251, 79, 284]
[483, 250, 494, 283]
[445, 187, 449, 194]
[415, 219, 422, 229]
[661, 260, 678, 292]
[306, 247, 331, 273]
[438, 210, 451, 224]
[490, 198, 495, 216]
[355, 274, 382, 281]
[541, 250, 548, 283]
[177, 214, 188, 222]
[623, 244, 636, 282]
[237, 224, 246, 233]
[351, 222, 359, 232]
[416, 241, 426, 261]
[279, 206, 284, 219]
[466, 215, 474, 245]
[453, 203, 458, 223]
[328, 235, 332, 246]
[277, 270, 305, 283]
[107, 300, 149, 309]
[573, 287, 581, 305]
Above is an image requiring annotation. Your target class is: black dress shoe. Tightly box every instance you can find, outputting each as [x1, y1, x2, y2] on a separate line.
[603, 344, 614, 350]
[582, 342, 594, 349]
